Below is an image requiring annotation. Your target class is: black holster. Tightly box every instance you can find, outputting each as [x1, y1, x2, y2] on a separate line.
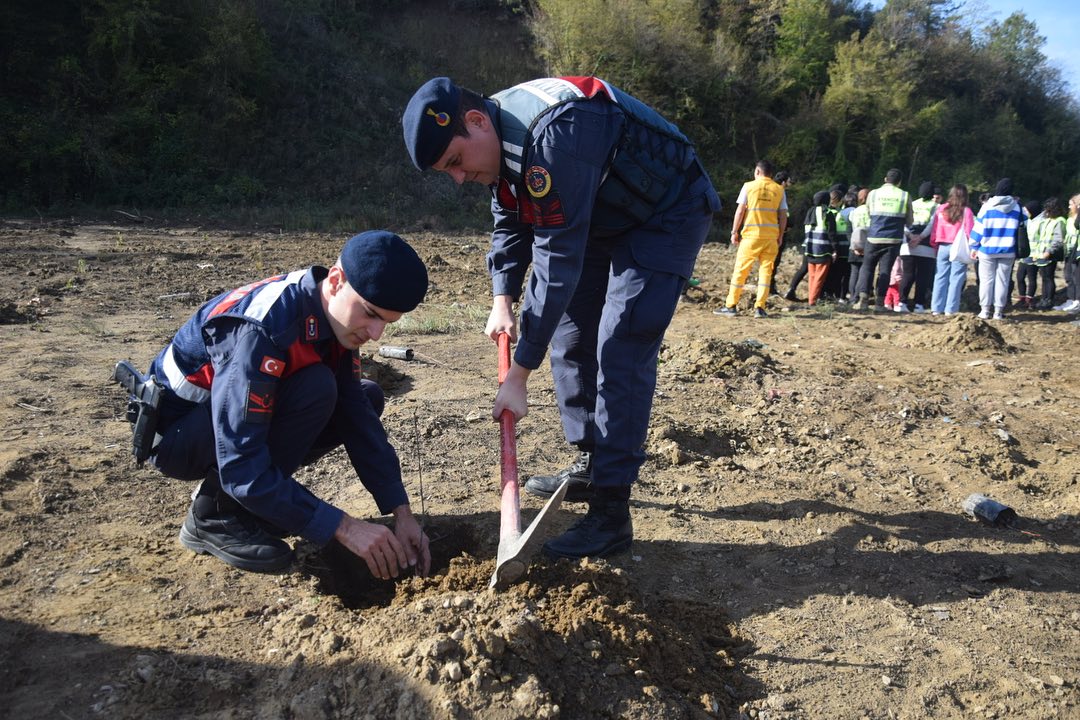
[112, 360, 163, 465]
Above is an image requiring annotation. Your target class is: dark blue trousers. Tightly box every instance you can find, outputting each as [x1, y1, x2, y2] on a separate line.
[551, 204, 712, 489]
[153, 364, 385, 482]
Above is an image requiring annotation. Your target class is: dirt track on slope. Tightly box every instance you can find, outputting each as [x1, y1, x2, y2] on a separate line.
[0, 221, 1077, 719]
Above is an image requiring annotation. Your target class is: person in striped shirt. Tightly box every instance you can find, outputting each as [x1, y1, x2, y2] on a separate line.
[969, 178, 1024, 320]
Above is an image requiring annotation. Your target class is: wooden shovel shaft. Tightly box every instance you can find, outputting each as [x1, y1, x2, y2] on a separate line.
[497, 333, 521, 540]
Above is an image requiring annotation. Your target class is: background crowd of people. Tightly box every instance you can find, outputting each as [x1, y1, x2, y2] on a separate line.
[719, 164, 1080, 322]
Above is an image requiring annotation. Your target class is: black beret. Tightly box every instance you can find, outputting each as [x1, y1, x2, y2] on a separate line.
[994, 177, 1014, 196]
[340, 231, 428, 312]
[918, 181, 934, 198]
[402, 77, 461, 170]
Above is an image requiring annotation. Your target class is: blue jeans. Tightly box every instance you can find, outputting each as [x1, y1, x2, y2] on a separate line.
[931, 244, 968, 314]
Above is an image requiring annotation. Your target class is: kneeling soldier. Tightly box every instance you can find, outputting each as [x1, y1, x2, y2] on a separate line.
[120, 231, 431, 577]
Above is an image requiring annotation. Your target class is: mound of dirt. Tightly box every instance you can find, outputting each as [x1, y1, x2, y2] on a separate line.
[0, 298, 45, 325]
[659, 338, 776, 381]
[905, 314, 1012, 353]
[121, 545, 749, 720]
[308, 554, 749, 720]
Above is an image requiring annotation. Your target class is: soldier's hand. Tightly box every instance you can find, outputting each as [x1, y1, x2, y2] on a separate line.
[333, 514, 410, 580]
[493, 362, 529, 422]
[485, 295, 517, 342]
[392, 505, 431, 577]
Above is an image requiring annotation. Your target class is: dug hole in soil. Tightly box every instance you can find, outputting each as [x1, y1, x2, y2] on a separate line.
[0, 221, 1077, 719]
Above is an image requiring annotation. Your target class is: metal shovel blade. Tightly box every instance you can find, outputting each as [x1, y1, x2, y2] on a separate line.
[489, 477, 569, 590]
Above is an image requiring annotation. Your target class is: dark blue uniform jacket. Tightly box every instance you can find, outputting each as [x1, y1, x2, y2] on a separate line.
[148, 267, 406, 545]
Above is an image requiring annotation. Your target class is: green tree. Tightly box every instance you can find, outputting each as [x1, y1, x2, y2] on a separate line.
[772, 0, 838, 95]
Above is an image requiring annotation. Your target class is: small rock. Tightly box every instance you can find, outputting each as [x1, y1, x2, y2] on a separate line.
[444, 661, 463, 682]
[882, 675, 893, 687]
[1048, 674, 1065, 687]
[602, 663, 624, 677]
[320, 632, 343, 655]
[512, 675, 545, 708]
[701, 693, 720, 714]
[766, 693, 793, 710]
[431, 637, 458, 659]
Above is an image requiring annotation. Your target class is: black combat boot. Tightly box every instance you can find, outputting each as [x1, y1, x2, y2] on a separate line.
[524, 451, 593, 502]
[542, 486, 633, 559]
[178, 470, 294, 573]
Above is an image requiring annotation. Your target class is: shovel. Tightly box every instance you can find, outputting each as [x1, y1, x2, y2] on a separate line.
[489, 332, 569, 590]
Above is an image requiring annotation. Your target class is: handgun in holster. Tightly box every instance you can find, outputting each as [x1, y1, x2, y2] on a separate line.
[112, 360, 163, 465]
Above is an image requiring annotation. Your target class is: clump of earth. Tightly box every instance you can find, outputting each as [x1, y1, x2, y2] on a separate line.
[905, 313, 1013, 354]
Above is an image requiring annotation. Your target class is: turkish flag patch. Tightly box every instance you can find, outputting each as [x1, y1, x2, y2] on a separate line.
[260, 355, 285, 377]
[245, 381, 276, 423]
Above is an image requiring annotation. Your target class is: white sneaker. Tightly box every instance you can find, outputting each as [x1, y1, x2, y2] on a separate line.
[1066, 301, 1080, 314]
[914, 304, 927, 314]
[894, 303, 910, 313]
[992, 311, 1005, 320]
[978, 309, 991, 319]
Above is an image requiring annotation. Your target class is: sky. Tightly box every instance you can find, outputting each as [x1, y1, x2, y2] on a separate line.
[979, 0, 1080, 99]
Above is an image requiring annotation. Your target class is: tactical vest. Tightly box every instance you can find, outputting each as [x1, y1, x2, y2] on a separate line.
[805, 207, 833, 258]
[740, 177, 784, 241]
[867, 184, 910, 243]
[491, 77, 695, 237]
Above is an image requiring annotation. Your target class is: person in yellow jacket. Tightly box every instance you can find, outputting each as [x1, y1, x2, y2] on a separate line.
[715, 160, 788, 319]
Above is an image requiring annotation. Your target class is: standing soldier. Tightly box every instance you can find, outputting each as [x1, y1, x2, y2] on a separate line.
[714, 159, 788, 318]
[402, 76, 720, 559]
[853, 168, 914, 310]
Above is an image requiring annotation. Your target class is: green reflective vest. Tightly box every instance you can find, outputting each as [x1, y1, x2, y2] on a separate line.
[1065, 216, 1079, 261]
[911, 198, 936, 231]
[1032, 215, 1065, 266]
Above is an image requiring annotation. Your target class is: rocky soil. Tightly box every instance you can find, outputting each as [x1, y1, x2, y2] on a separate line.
[0, 220, 1077, 719]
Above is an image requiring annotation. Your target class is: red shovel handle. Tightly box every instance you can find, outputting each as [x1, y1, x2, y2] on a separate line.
[498, 332, 512, 384]
[496, 332, 520, 537]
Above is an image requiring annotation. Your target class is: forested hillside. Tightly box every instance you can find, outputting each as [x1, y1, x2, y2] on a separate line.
[3, 0, 1078, 230]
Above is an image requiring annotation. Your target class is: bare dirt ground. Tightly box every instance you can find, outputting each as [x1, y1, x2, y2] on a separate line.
[0, 220, 1077, 720]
